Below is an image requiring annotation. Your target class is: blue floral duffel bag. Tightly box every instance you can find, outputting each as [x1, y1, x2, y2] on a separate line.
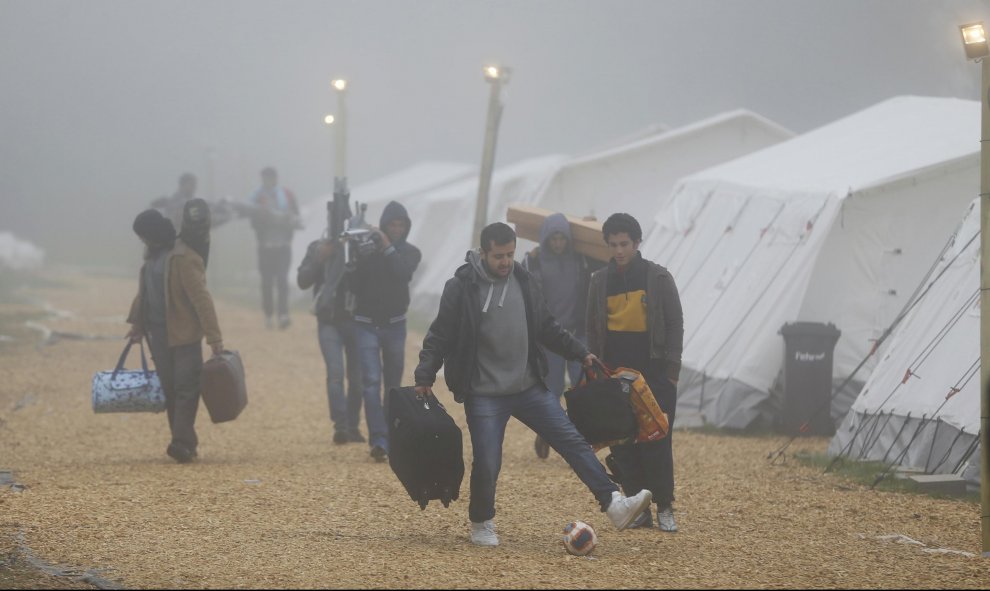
[91, 340, 165, 413]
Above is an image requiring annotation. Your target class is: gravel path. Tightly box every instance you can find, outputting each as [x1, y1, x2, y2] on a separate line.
[0, 270, 987, 589]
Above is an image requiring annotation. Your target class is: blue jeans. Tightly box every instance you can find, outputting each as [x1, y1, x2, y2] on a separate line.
[464, 383, 619, 523]
[318, 319, 363, 436]
[354, 319, 407, 451]
[546, 333, 586, 398]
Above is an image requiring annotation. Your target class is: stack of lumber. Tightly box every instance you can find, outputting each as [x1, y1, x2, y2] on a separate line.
[505, 204, 609, 262]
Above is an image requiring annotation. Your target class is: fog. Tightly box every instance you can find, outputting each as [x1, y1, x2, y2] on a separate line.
[0, 0, 984, 271]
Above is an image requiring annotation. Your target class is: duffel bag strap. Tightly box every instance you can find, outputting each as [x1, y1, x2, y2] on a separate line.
[110, 341, 134, 381]
[110, 339, 151, 381]
[581, 358, 615, 383]
[138, 341, 151, 377]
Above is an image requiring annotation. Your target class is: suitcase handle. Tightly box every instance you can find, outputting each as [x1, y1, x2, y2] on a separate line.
[110, 340, 151, 382]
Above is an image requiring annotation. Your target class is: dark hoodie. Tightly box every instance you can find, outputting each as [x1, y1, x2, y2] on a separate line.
[522, 213, 599, 334]
[351, 201, 422, 326]
[178, 198, 211, 268]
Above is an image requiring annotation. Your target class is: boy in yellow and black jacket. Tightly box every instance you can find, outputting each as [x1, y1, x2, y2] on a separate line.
[586, 212, 684, 532]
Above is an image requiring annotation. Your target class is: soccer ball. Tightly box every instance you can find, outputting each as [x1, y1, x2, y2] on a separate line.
[562, 520, 598, 556]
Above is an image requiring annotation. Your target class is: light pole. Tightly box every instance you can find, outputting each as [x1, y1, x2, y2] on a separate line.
[332, 78, 348, 193]
[960, 19, 990, 557]
[472, 65, 511, 249]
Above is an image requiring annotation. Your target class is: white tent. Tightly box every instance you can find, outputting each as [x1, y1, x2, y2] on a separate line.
[0, 232, 44, 270]
[290, 161, 476, 273]
[534, 110, 793, 229]
[828, 199, 980, 484]
[640, 96, 980, 429]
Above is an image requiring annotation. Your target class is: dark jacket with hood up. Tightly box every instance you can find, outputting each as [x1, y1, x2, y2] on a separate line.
[521, 212, 603, 335]
[414, 250, 589, 403]
[351, 201, 422, 326]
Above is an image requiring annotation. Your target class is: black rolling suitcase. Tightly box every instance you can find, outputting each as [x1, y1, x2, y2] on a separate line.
[386, 386, 464, 510]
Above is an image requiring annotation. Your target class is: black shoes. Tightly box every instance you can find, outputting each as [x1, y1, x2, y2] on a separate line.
[166, 442, 196, 464]
[333, 431, 349, 445]
[349, 431, 366, 443]
[534, 434, 550, 459]
[370, 445, 388, 463]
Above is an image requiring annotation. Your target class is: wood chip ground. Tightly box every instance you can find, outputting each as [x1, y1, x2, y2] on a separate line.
[1, 270, 987, 588]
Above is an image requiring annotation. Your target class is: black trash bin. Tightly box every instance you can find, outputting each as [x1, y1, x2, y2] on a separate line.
[778, 321, 841, 436]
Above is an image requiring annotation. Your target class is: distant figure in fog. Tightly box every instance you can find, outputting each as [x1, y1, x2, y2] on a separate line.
[151, 172, 239, 232]
[248, 166, 301, 330]
[126, 202, 226, 463]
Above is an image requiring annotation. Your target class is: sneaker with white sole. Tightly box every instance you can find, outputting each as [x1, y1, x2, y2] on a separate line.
[470, 520, 499, 546]
[657, 506, 678, 532]
[605, 489, 653, 531]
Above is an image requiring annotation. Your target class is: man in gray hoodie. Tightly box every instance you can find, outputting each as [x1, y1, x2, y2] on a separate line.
[414, 222, 652, 547]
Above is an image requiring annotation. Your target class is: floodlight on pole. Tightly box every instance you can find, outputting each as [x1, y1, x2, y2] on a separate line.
[962, 22, 990, 60]
[960, 18, 990, 558]
[472, 64, 511, 249]
[332, 78, 348, 193]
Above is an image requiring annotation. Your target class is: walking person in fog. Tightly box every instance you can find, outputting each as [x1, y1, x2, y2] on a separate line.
[126, 201, 226, 463]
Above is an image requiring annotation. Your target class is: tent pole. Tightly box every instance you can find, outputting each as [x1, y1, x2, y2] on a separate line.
[980, 55, 990, 558]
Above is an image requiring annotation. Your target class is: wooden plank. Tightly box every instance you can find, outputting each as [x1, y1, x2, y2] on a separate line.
[506, 204, 610, 262]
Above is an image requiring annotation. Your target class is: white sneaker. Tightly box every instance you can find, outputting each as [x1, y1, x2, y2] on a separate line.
[606, 490, 653, 531]
[470, 520, 499, 546]
[657, 506, 678, 532]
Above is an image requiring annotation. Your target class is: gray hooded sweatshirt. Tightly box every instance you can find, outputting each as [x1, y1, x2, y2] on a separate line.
[466, 249, 540, 397]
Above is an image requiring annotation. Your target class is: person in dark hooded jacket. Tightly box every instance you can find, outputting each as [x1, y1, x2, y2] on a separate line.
[522, 212, 603, 459]
[349, 200, 421, 462]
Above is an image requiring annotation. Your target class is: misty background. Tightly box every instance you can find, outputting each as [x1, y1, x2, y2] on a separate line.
[0, 0, 985, 277]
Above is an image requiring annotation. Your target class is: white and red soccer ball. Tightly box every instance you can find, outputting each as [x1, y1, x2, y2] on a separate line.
[562, 520, 598, 556]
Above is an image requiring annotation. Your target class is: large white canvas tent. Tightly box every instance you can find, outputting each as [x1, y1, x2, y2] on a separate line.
[828, 199, 980, 484]
[640, 96, 980, 430]
[534, 110, 793, 229]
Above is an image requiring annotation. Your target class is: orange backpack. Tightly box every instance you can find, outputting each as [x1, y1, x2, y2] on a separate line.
[612, 366, 670, 443]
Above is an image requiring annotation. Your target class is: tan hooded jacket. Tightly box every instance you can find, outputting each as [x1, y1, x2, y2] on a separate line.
[127, 239, 222, 347]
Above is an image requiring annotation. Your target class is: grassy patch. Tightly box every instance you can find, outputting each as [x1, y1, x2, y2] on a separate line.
[793, 451, 979, 502]
[681, 423, 783, 439]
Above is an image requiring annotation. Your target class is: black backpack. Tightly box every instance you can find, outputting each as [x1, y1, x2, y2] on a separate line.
[564, 363, 638, 446]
